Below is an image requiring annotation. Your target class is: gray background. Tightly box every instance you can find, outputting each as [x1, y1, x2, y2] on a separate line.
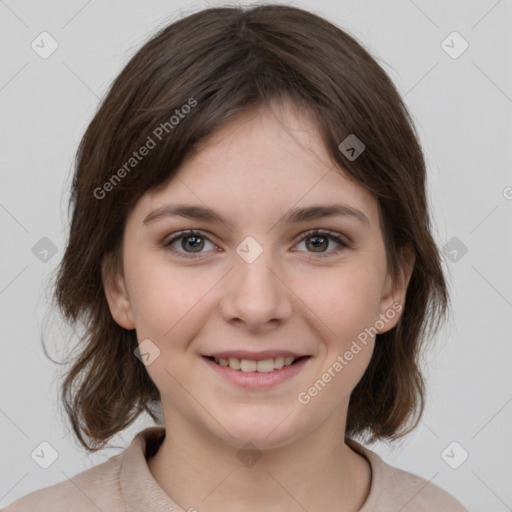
[1, 0, 511, 510]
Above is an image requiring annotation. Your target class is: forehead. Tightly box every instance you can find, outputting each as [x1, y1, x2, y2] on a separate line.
[130, 101, 380, 229]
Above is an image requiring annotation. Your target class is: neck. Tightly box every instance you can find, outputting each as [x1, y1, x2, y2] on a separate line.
[147, 412, 371, 512]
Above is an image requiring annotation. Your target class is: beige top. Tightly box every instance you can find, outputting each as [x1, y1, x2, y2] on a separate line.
[3, 426, 468, 511]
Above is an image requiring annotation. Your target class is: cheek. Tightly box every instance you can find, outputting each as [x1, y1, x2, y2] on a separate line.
[295, 261, 383, 340]
[294, 262, 383, 394]
[126, 255, 216, 341]
[296, 269, 380, 410]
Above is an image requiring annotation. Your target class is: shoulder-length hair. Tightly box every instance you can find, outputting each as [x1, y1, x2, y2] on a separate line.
[51, 4, 449, 451]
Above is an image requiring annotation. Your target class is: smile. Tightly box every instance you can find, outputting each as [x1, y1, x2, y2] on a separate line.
[207, 355, 305, 372]
[202, 353, 311, 388]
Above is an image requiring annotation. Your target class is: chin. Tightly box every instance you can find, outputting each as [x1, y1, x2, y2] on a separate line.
[210, 409, 302, 450]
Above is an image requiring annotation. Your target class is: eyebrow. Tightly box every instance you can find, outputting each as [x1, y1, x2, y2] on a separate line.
[143, 203, 370, 228]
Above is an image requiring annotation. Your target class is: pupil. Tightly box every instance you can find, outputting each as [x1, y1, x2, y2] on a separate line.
[184, 236, 203, 252]
[308, 236, 327, 251]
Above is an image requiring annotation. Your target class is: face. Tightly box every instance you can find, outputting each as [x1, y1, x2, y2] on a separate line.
[103, 100, 413, 450]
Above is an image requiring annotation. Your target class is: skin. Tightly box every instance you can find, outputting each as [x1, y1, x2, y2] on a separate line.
[103, 98, 415, 512]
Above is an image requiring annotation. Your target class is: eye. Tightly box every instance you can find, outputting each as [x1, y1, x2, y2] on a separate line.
[162, 229, 350, 259]
[163, 230, 218, 258]
[294, 229, 350, 258]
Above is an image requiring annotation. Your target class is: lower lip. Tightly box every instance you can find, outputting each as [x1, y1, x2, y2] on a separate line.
[202, 356, 310, 388]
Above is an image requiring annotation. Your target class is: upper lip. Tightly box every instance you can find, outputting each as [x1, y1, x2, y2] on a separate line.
[203, 350, 308, 360]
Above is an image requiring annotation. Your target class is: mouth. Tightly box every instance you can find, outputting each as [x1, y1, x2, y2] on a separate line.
[202, 353, 311, 388]
[203, 355, 309, 373]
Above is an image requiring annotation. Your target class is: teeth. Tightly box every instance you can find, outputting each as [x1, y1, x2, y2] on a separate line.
[240, 359, 257, 372]
[256, 359, 274, 373]
[212, 356, 300, 372]
[228, 357, 240, 370]
[274, 356, 284, 369]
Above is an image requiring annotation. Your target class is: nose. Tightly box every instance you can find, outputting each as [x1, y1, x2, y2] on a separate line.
[218, 247, 293, 333]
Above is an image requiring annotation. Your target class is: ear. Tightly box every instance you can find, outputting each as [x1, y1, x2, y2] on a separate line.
[377, 245, 415, 334]
[101, 252, 135, 330]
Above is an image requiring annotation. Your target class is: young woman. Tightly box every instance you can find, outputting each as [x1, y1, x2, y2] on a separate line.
[5, 4, 468, 511]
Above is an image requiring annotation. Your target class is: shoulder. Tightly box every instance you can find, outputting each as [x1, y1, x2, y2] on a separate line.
[375, 460, 469, 511]
[2, 426, 166, 512]
[2, 452, 125, 512]
[347, 438, 469, 512]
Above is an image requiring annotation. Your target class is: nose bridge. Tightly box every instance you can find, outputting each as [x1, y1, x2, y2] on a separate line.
[234, 238, 281, 301]
[220, 236, 291, 327]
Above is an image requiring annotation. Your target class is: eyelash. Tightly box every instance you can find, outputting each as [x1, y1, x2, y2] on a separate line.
[162, 229, 350, 259]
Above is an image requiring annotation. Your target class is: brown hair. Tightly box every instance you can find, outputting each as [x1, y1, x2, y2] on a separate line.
[50, 4, 449, 451]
